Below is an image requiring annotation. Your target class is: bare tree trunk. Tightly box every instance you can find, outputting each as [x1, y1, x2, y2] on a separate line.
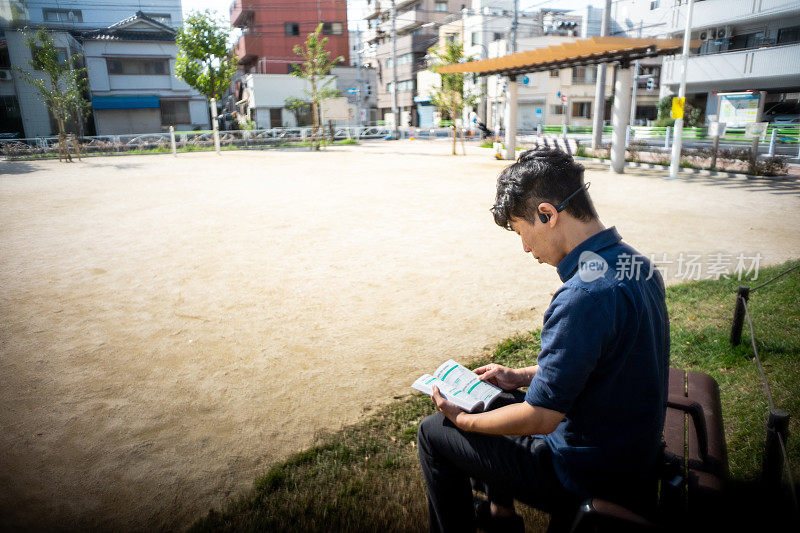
[57, 116, 71, 163]
[451, 124, 456, 156]
[460, 123, 466, 156]
[311, 75, 319, 151]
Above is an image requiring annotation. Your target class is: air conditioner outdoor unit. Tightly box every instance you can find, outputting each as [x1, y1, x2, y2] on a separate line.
[715, 26, 730, 40]
[699, 30, 711, 40]
[0, 70, 12, 81]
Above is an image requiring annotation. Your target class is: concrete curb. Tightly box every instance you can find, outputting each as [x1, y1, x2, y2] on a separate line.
[572, 156, 798, 181]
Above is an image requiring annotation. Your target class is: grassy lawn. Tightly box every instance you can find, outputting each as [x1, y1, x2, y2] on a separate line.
[192, 259, 800, 532]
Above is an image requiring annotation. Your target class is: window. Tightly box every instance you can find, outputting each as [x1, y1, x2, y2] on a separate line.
[386, 57, 393, 68]
[471, 32, 480, 46]
[285, 22, 300, 36]
[322, 22, 343, 35]
[551, 105, 564, 115]
[144, 13, 172, 25]
[160, 100, 191, 125]
[445, 33, 457, 44]
[729, 31, 764, 50]
[549, 69, 559, 77]
[649, 0, 660, 9]
[777, 26, 800, 44]
[33, 47, 68, 70]
[435, 1, 447, 13]
[387, 80, 414, 93]
[572, 101, 591, 118]
[493, 32, 503, 42]
[571, 66, 597, 84]
[397, 53, 413, 66]
[42, 9, 82, 22]
[107, 58, 169, 75]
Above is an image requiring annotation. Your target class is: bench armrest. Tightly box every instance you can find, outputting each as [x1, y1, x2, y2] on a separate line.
[667, 394, 709, 463]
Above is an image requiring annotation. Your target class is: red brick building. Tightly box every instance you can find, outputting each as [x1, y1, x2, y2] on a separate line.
[231, 0, 349, 74]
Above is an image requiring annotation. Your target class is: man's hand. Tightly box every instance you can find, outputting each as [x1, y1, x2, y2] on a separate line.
[431, 386, 468, 427]
[474, 363, 526, 390]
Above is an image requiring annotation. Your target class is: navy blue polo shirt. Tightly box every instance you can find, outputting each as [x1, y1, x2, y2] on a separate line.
[524, 227, 670, 500]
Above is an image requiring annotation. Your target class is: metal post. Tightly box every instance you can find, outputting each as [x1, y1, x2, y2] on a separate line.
[562, 124, 567, 136]
[210, 97, 221, 154]
[591, 0, 612, 150]
[668, 0, 695, 179]
[169, 125, 176, 157]
[665, 126, 671, 150]
[390, 0, 399, 140]
[537, 123, 542, 136]
[730, 286, 750, 346]
[768, 128, 776, 157]
[629, 59, 639, 127]
[504, 76, 518, 159]
[762, 409, 790, 490]
[625, 125, 631, 148]
[355, 25, 364, 127]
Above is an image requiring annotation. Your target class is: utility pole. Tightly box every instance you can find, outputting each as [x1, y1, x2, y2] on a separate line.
[510, 0, 519, 53]
[356, 25, 364, 126]
[669, 0, 695, 179]
[591, 0, 611, 150]
[390, 0, 399, 139]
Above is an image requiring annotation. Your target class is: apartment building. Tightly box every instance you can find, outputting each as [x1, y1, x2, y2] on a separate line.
[0, 0, 205, 138]
[611, 0, 800, 123]
[81, 12, 208, 135]
[231, 0, 349, 75]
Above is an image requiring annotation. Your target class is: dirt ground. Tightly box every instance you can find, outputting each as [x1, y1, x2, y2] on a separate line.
[1, 142, 799, 531]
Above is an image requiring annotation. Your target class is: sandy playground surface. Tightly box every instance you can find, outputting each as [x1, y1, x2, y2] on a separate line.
[1, 142, 799, 530]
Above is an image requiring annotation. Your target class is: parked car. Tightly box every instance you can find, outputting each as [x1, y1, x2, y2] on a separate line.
[771, 114, 799, 125]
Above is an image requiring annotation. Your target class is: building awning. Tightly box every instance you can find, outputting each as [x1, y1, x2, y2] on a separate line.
[92, 95, 160, 110]
[437, 36, 699, 77]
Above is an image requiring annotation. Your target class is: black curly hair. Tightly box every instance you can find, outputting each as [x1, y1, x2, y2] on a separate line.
[491, 147, 597, 230]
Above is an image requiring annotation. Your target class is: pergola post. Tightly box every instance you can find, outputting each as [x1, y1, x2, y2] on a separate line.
[504, 76, 518, 160]
[610, 65, 633, 174]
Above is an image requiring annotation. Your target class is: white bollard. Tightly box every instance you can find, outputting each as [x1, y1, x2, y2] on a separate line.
[537, 124, 542, 136]
[169, 125, 177, 157]
[664, 126, 671, 150]
[768, 128, 777, 157]
[562, 124, 567, 136]
[625, 125, 631, 148]
[210, 97, 221, 155]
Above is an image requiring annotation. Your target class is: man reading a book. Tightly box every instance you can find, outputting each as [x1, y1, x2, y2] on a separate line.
[416, 148, 669, 532]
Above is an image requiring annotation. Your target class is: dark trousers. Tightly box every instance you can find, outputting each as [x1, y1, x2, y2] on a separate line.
[417, 391, 579, 533]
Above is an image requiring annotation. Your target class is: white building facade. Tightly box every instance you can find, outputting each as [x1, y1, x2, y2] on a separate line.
[611, 0, 800, 123]
[81, 13, 207, 135]
[0, 0, 204, 139]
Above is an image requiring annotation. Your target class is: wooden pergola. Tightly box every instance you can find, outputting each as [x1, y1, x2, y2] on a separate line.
[437, 36, 699, 171]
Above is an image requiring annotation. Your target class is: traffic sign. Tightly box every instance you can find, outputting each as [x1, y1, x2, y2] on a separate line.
[561, 94, 568, 104]
[347, 88, 356, 94]
[671, 97, 685, 119]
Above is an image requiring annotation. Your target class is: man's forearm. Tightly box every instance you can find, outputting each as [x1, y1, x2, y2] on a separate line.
[454, 400, 562, 436]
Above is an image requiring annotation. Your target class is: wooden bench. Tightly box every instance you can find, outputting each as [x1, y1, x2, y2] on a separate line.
[569, 367, 729, 532]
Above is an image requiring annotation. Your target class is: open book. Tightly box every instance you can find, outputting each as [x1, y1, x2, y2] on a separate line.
[411, 359, 503, 413]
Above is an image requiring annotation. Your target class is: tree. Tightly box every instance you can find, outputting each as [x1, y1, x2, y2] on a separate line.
[13, 28, 90, 162]
[175, 10, 238, 104]
[428, 39, 478, 155]
[284, 96, 310, 126]
[292, 24, 343, 150]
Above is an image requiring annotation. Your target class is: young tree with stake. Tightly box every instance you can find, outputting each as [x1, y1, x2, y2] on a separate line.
[14, 28, 90, 162]
[429, 39, 478, 155]
[292, 24, 343, 150]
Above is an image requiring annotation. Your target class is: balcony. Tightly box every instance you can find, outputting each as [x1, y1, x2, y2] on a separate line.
[234, 33, 258, 62]
[662, 42, 800, 91]
[230, 0, 253, 28]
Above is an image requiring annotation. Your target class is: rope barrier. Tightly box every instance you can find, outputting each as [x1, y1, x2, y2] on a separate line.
[750, 263, 800, 293]
[740, 297, 798, 512]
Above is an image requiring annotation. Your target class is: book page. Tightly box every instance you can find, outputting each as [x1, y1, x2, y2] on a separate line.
[432, 360, 503, 407]
[411, 374, 483, 413]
